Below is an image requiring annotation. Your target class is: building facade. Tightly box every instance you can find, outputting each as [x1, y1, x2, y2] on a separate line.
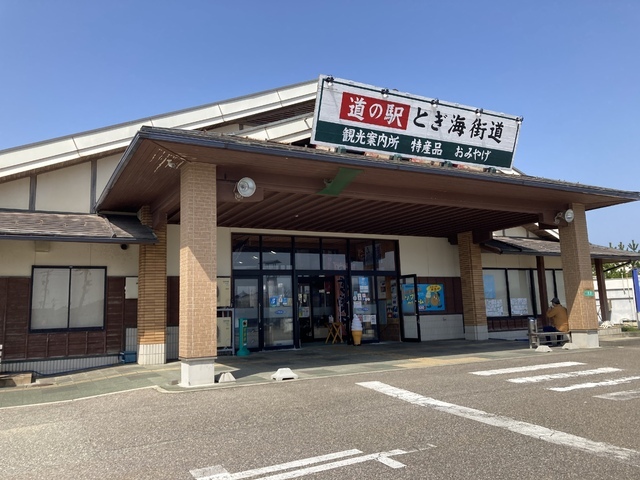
[1, 78, 638, 385]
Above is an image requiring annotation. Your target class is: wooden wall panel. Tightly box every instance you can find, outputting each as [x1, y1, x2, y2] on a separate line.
[46, 334, 69, 357]
[4, 278, 30, 359]
[26, 334, 47, 358]
[105, 277, 125, 353]
[68, 332, 88, 356]
[1, 276, 129, 361]
[167, 276, 179, 327]
[0, 278, 6, 350]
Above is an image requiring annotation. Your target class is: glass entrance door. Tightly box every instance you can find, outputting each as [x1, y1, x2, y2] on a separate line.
[234, 277, 261, 351]
[400, 275, 421, 341]
[263, 274, 294, 348]
[351, 275, 378, 343]
[297, 276, 335, 342]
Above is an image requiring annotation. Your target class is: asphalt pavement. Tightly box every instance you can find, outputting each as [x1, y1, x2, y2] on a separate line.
[1, 335, 637, 409]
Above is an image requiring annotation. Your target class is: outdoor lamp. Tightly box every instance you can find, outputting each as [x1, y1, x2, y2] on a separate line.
[381, 88, 389, 98]
[554, 209, 575, 225]
[234, 177, 257, 199]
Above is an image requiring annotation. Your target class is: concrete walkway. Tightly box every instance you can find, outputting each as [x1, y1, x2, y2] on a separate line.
[0, 337, 633, 409]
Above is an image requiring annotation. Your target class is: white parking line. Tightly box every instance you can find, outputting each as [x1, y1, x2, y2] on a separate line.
[470, 361, 585, 376]
[190, 447, 428, 480]
[549, 376, 640, 392]
[508, 367, 621, 383]
[594, 389, 640, 401]
[357, 381, 640, 468]
[190, 449, 362, 480]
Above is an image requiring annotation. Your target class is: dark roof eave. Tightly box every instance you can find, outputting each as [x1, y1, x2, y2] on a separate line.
[0, 234, 157, 244]
[483, 238, 640, 262]
[133, 126, 640, 204]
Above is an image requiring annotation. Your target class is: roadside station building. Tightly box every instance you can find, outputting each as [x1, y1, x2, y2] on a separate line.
[1, 76, 638, 386]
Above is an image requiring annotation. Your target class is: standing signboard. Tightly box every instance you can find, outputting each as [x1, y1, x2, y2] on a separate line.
[311, 75, 522, 169]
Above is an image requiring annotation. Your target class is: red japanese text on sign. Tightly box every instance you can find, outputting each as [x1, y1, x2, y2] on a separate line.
[339, 93, 410, 131]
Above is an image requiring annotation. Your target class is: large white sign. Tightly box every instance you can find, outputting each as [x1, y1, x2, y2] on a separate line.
[312, 75, 522, 169]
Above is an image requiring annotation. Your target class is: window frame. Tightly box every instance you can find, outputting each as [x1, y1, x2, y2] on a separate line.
[483, 267, 538, 318]
[30, 265, 107, 332]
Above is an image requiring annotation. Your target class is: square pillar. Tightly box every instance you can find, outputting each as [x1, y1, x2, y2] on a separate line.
[458, 232, 489, 340]
[558, 203, 599, 348]
[137, 207, 167, 365]
[179, 162, 218, 387]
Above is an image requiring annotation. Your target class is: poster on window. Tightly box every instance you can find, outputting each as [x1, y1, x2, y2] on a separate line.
[485, 298, 504, 317]
[483, 274, 496, 299]
[418, 284, 445, 312]
[510, 297, 529, 316]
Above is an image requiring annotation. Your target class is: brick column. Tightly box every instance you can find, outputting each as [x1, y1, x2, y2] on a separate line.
[179, 162, 217, 387]
[558, 203, 599, 348]
[457, 231, 488, 340]
[137, 206, 167, 365]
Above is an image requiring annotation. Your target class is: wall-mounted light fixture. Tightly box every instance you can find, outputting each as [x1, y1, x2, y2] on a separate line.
[381, 88, 389, 98]
[555, 209, 575, 225]
[234, 177, 257, 200]
[475, 108, 483, 117]
[430, 99, 439, 108]
[325, 76, 334, 86]
[516, 116, 524, 125]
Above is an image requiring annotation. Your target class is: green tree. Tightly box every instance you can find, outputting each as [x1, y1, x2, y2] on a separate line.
[600, 240, 640, 279]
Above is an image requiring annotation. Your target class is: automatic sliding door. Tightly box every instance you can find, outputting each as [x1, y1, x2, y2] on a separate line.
[234, 278, 261, 350]
[263, 275, 294, 348]
[351, 275, 378, 342]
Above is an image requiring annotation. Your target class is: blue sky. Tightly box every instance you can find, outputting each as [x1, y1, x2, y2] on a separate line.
[1, 1, 638, 247]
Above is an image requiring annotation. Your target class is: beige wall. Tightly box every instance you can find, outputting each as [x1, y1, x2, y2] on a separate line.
[0, 177, 30, 209]
[2, 227, 565, 280]
[96, 154, 122, 199]
[399, 236, 460, 276]
[0, 155, 122, 215]
[495, 226, 538, 238]
[36, 163, 92, 213]
[0, 240, 139, 276]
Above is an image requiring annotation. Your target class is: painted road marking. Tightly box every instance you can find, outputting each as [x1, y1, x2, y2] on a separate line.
[357, 381, 640, 468]
[470, 361, 585, 376]
[190, 447, 432, 480]
[594, 389, 640, 401]
[508, 367, 622, 384]
[549, 376, 640, 392]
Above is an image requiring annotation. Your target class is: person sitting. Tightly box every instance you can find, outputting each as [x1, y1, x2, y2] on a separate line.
[543, 297, 569, 345]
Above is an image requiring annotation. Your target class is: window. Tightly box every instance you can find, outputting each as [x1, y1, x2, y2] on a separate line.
[294, 237, 320, 270]
[350, 239, 375, 271]
[483, 270, 509, 317]
[262, 235, 292, 270]
[232, 234, 260, 270]
[507, 270, 534, 316]
[322, 238, 347, 270]
[484, 268, 565, 318]
[375, 240, 397, 271]
[31, 267, 106, 330]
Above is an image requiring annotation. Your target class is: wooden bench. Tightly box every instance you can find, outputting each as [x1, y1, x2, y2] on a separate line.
[528, 331, 571, 349]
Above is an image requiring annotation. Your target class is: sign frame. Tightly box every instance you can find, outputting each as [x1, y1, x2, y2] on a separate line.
[311, 75, 522, 169]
